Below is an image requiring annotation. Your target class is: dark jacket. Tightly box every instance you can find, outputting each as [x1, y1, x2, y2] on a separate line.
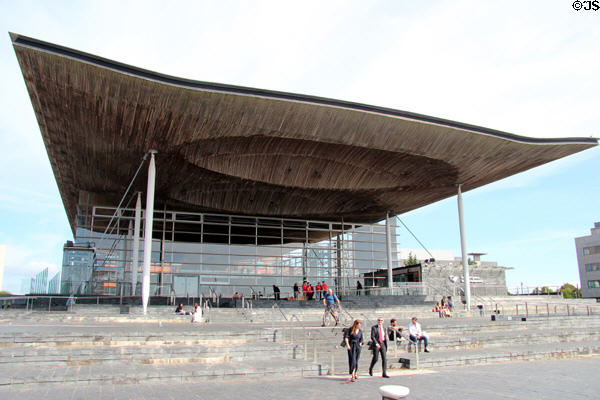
[369, 324, 387, 350]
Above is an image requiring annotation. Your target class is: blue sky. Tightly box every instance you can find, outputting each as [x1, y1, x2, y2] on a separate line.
[0, 1, 598, 294]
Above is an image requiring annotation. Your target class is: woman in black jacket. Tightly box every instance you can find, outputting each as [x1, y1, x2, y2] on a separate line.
[344, 319, 364, 382]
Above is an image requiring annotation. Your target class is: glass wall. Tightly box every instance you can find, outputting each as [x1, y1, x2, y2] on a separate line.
[69, 206, 399, 297]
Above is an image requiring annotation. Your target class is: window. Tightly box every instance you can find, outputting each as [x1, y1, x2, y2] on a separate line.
[585, 263, 600, 272]
[583, 245, 600, 256]
[588, 280, 600, 289]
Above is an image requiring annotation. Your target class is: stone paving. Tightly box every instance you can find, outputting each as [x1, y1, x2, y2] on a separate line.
[1, 356, 598, 399]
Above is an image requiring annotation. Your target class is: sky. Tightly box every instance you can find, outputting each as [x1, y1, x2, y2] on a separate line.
[0, 0, 598, 294]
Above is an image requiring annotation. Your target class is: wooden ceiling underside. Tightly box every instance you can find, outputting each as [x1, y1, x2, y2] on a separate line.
[11, 34, 597, 234]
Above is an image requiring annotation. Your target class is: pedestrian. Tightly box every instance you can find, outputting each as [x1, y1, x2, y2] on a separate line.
[368, 317, 390, 378]
[408, 317, 430, 352]
[273, 284, 280, 300]
[387, 318, 404, 342]
[315, 282, 322, 300]
[191, 303, 202, 323]
[293, 282, 299, 300]
[344, 319, 364, 382]
[322, 288, 340, 326]
[356, 280, 363, 295]
[306, 282, 313, 300]
[321, 281, 328, 297]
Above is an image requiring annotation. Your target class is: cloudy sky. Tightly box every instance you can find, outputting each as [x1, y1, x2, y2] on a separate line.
[0, 0, 598, 294]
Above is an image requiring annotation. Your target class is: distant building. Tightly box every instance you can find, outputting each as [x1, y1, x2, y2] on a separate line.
[0, 244, 5, 292]
[363, 249, 510, 299]
[575, 222, 600, 300]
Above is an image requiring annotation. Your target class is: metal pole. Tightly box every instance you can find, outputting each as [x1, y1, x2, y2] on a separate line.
[142, 150, 157, 315]
[131, 192, 142, 296]
[385, 212, 394, 290]
[457, 184, 471, 311]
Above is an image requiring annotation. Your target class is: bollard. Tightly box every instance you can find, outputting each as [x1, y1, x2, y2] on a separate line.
[304, 335, 307, 360]
[567, 305, 570, 316]
[313, 342, 317, 362]
[525, 302, 528, 318]
[516, 304, 519, 315]
[547, 303, 550, 317]
[535, 305, 538, 314]
[587, 306, 590, 316]
[331, 352, 335, 375]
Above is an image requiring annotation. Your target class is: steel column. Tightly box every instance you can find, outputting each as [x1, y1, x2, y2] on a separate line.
[131, 192, 141, 296]
[142, 150, 157, 314]
[385, 212, 394, 289]
[457, 184, 471, 311]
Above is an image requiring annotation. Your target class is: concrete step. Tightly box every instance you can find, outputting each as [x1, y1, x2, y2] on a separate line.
[0, 358, 321, 387]
[0, 342, 301, 366]
[389, 340, 600, 369]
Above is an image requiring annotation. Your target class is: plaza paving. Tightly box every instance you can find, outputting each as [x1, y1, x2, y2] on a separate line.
[1, 356, 598, 399]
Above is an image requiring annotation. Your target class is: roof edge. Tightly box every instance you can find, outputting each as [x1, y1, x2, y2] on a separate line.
[10, 32, 598, 147]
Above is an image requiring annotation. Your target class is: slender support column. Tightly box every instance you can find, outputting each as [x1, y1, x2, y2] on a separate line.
[131, 192, 142, 296]
[385, 212, 394, 290]
[142, 151, 157, 315]
[457, 184, 471, 311]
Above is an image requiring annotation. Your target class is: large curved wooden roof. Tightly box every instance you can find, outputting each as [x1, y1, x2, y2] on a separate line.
[11, 33, 598, 233]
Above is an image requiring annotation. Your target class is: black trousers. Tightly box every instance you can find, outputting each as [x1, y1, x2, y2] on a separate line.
[369, 342, 387, 375]
[347, 343, 361, 374]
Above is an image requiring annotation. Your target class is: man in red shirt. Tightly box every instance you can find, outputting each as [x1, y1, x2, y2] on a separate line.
[368, 317, 389, 378]
[315, 283, 322, 300]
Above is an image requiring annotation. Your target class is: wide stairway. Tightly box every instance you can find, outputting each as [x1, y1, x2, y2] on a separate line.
[0, 296, 599, 386]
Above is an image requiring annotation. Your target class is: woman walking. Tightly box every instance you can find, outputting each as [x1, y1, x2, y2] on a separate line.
[344, 319, 364, 382]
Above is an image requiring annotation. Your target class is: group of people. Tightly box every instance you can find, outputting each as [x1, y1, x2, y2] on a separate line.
[175, 303, 202, 323]
[433, 296, 454, 318]
[342, 316, 429, 381]
[293, 280, 328, 301]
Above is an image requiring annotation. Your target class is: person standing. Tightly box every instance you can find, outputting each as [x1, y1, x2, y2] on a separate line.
[408, 317, 430, 352]
[272, 285, 280, 300]
[369, 317, 389, 378]
[321, 281, 328, 297]
[315, 282, 322, 301]
[321, 288, 340, 326]
[344, 319, 364, 382]
[356, 280, 363, 295]
[293, 282, 299, 300]
[306, 282, 313, 300]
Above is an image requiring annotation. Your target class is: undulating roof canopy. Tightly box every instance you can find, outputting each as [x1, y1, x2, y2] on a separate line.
[11, 33, 598, 235]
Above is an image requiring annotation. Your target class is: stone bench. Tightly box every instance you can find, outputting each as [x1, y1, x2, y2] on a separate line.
[379, 385, 410, 399]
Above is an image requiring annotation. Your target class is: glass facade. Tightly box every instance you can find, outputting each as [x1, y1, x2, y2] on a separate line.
[66, 205, 400, 297]
[61, 242, 96, 295]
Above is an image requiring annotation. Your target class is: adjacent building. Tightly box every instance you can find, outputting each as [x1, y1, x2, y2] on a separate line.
[575, 222, 600, 300]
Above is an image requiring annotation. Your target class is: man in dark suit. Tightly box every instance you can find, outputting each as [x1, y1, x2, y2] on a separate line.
[368, 317, 389, 378]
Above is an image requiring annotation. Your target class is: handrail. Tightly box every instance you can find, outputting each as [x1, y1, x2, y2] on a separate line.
[271, 302, 289, 322]
[287, 313, 341, 375]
